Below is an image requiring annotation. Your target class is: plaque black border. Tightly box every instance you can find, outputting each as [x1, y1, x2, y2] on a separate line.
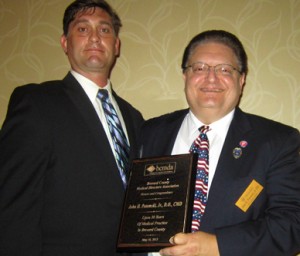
[117, 153, 197, 252]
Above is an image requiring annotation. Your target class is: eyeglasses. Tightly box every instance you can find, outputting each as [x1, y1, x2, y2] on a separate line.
[184, 62, 241, 77]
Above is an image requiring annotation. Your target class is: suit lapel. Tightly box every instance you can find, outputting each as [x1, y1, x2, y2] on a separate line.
[112, 91, 138, 160]
[163, 110, 190, 155]
[146, 109, 189, 157]
[201, 108, 253, 231]
[159, 121, 184, 155]
[61, 73, 120, 182]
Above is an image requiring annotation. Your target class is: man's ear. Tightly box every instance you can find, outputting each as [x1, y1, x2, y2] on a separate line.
[115, 37, 120, 57]
[60, 34, 68, 55]
[182, 72, 187, 83]
[239, 73, 246, 89]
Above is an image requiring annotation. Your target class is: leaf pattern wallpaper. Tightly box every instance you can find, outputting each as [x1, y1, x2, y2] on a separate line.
[0, 0, 299, 131]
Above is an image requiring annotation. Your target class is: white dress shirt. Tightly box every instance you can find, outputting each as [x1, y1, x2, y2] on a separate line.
[172, 109, 234, 193]
[148, 109, 234, 256]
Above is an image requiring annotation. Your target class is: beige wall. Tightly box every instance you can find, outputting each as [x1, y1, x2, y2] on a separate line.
[1, 0, 299, 131]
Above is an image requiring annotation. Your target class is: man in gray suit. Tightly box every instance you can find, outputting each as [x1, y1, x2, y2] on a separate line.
[0, 1, 144, 255]
[141, 30, 300, 256]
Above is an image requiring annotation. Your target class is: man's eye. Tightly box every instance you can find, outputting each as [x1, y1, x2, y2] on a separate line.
[78, 27, 88, 32]
[220, 66, 232, 74]
[194, 66, 205, 72]
[100, 27, 111, 34]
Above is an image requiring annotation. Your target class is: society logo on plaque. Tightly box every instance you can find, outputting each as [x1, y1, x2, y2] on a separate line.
[144, 162, 177, 176]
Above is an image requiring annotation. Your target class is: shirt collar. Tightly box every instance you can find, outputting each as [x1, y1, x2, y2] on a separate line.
[188, 109, 235, 136]
[70, 70, 113, 102]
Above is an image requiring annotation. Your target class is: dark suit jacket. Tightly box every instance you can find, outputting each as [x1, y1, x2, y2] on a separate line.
[139, 108, 300, 256]
[0, 72, 145, 256]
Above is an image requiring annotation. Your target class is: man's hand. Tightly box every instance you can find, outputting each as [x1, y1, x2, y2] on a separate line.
[159, 231, 220, 256]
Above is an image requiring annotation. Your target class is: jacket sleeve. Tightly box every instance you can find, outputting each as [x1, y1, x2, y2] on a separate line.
[0, 86, 50, 256]
[216, 128, 300, 256]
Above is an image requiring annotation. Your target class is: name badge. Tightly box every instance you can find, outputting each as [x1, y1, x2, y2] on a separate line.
[235, 179, 263, 212]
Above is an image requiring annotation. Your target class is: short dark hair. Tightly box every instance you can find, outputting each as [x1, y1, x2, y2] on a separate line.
[63, 0, 122, 36]
[181, 30, 248, 75]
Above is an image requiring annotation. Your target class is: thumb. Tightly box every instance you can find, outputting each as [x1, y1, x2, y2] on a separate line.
[169, 233, 187, 245]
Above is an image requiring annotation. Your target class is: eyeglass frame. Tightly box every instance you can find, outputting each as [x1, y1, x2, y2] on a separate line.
[183, 61, 242, 76]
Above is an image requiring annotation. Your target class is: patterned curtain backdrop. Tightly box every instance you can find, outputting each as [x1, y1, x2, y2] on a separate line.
[1, 0, 299, 131]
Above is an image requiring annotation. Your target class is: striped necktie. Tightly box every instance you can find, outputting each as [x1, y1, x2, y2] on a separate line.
[97, 89, 130, 188]
[189, 125, 210, 232]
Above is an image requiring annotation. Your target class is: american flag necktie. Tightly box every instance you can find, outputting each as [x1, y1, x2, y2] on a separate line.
[189, 125, 210, 232]
[97, 89, 129, 189]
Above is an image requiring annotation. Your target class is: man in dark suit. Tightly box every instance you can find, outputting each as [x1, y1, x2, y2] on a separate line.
[141, 30, 300, 256]
[0, 1, 144, 255]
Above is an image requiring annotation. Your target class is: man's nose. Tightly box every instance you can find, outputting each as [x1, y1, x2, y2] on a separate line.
[206, 66, 218, 81]
[89, 29, 101, 42]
